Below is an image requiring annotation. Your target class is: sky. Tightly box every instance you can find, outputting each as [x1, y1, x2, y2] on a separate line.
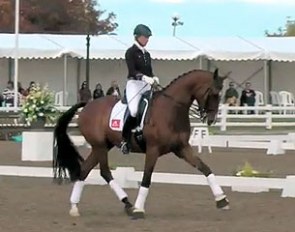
[98, 0, 295, 37]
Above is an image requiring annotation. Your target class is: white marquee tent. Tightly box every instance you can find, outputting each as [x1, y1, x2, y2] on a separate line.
[0, 33, 294, 105]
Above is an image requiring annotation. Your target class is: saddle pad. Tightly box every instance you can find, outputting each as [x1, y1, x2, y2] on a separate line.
[109, 101, 127, 131]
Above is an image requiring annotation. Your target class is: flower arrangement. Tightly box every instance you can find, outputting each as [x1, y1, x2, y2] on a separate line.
[234, 161, 271, 178]
[21, 84, 57, 124]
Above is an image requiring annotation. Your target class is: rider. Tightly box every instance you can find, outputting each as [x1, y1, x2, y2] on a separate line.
[120, 24, 160, 154]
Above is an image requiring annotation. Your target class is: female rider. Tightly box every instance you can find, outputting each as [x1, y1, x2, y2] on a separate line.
[120, 24, 159, 154]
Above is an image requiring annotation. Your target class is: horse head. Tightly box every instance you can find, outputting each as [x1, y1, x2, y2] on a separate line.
[196, 69, 228, 126]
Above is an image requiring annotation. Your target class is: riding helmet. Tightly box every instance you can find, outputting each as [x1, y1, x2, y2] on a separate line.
[133, 24, 152, 37]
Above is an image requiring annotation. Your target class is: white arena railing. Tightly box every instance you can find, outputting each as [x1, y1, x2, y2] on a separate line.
[1, 104, 295, 131]
[190, 104, 295, 131]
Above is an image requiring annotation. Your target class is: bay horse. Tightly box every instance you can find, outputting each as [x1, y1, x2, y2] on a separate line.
[53, 69, 229, 219]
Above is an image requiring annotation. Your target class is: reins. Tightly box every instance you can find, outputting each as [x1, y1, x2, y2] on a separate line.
[155, 83, 212, 122]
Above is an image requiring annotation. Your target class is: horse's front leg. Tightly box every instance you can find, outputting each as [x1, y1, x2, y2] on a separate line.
[176, 145, 229, 210]
[132, 147, 159, 219]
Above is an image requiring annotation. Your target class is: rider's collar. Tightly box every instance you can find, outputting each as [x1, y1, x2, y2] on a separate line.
[134, 40, 147, 53]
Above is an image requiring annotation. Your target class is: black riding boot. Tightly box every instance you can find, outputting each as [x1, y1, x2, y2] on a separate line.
[120, 115, 136, 154]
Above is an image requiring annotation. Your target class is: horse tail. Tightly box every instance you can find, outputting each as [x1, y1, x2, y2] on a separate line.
[53, 102, 87, 182]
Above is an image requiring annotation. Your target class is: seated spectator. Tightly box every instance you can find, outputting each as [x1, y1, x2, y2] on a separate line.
[18, 82, 27, 96]
[0, 93, 3, 106]
[2, 81, 15, 106]
[78, 81, 92, 103]
[93, 83, 104, 99]
[240, 82, 256, 114]
[224, 82, 239, 106]
[106, 80, 121, 99]
[27, 81, 36, 94]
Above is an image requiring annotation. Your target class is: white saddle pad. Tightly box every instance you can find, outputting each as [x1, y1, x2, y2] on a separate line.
[109, 99, 148, 132]
[109, 101, 127, 131]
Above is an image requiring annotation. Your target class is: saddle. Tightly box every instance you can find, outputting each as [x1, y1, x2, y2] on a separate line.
[109, 90, 152, 150]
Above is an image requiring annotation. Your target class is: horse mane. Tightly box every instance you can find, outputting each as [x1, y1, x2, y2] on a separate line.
[161, 69, 201, 92]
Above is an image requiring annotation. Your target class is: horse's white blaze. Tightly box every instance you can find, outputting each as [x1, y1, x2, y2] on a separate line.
[70, 181, 85, 204]
[206, 173, 225, 200]
[69, 204, 80, 217]
[109, 180, 128, 200]
[134, 186, 149, 211]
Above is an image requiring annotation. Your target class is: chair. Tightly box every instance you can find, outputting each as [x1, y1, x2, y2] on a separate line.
[270, 91, 282, 114]
[270, 91, 281, 106]
[255, 91, 264, 114]
[55, 91, 68, 106]
[189, 100, 200, 119]
[279, 91, 295, 114]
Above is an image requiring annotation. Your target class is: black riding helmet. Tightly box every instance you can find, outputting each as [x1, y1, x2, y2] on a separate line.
[133, 24, 152, 38]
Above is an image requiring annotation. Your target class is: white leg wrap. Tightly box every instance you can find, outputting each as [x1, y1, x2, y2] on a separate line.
[207, 174, 224, 200]
[70, 181, 85, 204]
[134, 186, 149, 211]
[109, 180, 128, 201]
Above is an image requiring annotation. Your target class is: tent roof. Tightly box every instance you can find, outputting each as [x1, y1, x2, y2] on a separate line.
[247, 37, 295, 62]
[179, 37, 266, 61]
[0, 33, 295, 62]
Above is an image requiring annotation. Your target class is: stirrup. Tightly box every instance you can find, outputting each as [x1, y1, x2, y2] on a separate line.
[120, 141, 130, 155]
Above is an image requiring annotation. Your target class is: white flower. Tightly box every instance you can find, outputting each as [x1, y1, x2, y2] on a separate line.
[38, 112, 44, 117]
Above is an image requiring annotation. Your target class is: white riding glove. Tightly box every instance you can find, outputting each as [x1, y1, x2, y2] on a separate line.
[142, 75, 155, 85]
[153, 76, 160, 85]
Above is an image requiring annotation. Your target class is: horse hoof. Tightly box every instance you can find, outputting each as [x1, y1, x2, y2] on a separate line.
[131, 209, 145, 220]
[124, 205, 134, 217]
[69, 207, 80, 217]
[216, 197, 230, 210]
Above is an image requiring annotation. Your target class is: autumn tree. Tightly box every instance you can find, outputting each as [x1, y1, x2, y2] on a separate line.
[265, 16, 295, 37]
[0, 0, 118, 34]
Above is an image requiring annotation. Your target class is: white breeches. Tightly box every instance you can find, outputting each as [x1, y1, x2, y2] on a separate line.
[126, 80, 151, 117]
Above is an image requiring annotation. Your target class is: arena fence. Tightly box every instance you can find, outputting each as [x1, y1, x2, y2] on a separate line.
[0, 165, 294, 198]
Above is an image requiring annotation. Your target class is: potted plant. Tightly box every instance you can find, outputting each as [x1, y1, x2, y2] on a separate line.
[234, 161, 271, 178]
[232, 161, 272, 193]
[21, 84, 57, 129]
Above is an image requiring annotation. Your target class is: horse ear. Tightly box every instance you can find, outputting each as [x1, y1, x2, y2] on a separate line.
[213, 69, 219, 80]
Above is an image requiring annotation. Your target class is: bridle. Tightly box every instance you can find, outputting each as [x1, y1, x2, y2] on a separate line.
[155, 83, 214, 123]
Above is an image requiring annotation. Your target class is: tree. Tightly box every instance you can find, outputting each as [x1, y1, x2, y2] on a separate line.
[265, 16, 295, 37]
[0, 0, 118, 34]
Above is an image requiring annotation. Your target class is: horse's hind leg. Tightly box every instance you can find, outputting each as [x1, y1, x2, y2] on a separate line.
[176, 145, 229, 210]
[97, 146, 133, 214]
[69, 149, 99, 217]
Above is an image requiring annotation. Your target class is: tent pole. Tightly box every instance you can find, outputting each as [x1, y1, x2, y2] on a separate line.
[199, 56, 203, 69]
[13, 0, 20, 109]
[76, 58, 81, 103]
[63, 55, 68, 106]
[263, 60, 270, 104]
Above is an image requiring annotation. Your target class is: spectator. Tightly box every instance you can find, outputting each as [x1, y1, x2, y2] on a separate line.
[78, 81, 92, 103]
[27, 81, 36, 94]
[106, 80, 121, 99]
[2, 81, 15, 106]
[93, 83, 104, 99]
[240, 82, 256, 114]
[18, 82, 27, 96]
[0, 93, 3, 106]
[224, 82, 239, 106]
